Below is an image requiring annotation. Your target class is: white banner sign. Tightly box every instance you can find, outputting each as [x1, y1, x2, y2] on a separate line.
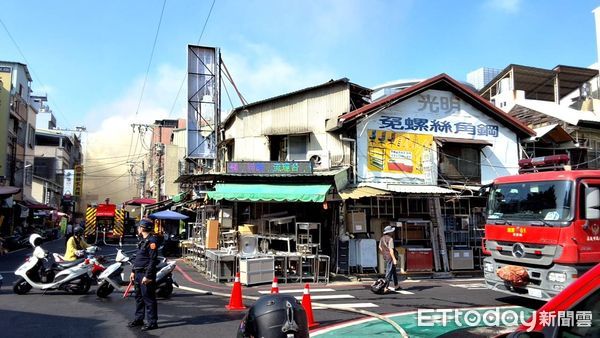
[63, 169, 74, 196]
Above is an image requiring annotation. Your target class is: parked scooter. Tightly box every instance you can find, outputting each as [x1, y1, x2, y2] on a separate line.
[51, 246, 106, 283]
[13, 234, 96, 295]
[96, 249, 178, 298]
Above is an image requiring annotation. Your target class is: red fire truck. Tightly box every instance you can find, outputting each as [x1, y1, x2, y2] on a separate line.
[483, 155, 600, 301]
[84, 201, 128, 245]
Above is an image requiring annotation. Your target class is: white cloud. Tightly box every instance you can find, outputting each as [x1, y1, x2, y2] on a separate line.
[32, 84, 55, 97]
[486, 0, 521, 13]
[221, 42, 335, 110]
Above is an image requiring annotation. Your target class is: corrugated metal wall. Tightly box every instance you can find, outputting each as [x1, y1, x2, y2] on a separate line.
[225, 83, 351, 165]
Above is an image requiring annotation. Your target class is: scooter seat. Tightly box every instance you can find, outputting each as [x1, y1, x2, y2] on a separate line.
[59, 259, 84, 268]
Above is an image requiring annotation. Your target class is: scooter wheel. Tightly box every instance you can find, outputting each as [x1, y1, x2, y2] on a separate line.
[71, 275, 92, 295]
[156, 282, 173, 298]
[96, 281, 115, 298]
[13, 278, 32, 295]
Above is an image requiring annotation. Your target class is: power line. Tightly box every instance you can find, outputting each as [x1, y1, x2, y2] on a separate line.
[86, 153, 147, 161]
[135, 0, 168, 116]
[168, 0, 216, 118]
[0, 16, 72, 127]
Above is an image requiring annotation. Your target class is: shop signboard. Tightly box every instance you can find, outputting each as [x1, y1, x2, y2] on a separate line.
[73, 165, 83, 196]
[226, 161, 313, 175]
[357, 89, 519, 185]
[63, 169, 74, 196]
[367, 130, 433, 176]
[0, 67, 12, 177]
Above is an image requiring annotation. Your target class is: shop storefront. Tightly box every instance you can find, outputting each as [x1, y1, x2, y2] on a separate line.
[336, 74, 534, 274]
[178, 168, 346, 285]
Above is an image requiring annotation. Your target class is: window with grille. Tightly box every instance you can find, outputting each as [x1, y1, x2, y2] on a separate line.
[439, 144, 481, 183]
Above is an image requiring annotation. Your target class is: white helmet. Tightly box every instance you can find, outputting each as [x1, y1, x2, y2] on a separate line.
[29, 234, 43, 247]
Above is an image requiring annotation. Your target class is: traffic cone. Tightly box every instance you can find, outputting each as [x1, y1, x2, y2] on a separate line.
[301, 283, 319, 328]
[270, 277, 279, 294]
[226, 272, 246, 310]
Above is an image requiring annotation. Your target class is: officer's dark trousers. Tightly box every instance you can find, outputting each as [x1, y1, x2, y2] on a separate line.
[134, 272, 158, 325]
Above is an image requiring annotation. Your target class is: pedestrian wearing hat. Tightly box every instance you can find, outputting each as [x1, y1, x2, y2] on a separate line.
[379, 225, 400, 292]
[128, 218, 159, 331]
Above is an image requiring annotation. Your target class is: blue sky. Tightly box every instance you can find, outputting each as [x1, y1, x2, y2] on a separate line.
[1, 0, 599, 132]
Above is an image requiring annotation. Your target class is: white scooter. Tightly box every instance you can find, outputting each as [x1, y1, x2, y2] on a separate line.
[13, 234, 95, 295]
[96, 249, 178, 298]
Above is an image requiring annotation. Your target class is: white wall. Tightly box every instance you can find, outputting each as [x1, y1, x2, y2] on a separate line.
[356, 89, 520, 185]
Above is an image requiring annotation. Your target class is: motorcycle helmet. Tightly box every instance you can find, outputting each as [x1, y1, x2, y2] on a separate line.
[73, 226, 84, 236]
[237, 294, 308, 338]
[139, 218, 154, 231]
[29, 234, 43, 247]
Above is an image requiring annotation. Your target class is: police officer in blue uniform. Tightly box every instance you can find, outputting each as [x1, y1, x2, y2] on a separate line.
[127, 218, 159, 331]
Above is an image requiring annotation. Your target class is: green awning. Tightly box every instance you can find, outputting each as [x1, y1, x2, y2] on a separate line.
[207, 183, 331, 202]
[172, 192, 186, 203]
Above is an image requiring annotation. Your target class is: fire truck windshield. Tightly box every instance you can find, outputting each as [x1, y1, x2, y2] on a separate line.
[487, 180, 573, 224]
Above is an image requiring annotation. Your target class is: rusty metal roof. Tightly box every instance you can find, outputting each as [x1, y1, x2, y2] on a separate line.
[223, 78, 371, 126]
[480, 64, 598, 102]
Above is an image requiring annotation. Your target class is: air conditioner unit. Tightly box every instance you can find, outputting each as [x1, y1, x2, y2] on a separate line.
[306, 150, 331, 170]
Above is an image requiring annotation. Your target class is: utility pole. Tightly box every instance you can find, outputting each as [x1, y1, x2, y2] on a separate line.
[139, 161, 145, 198]
[130, 123, 153, 199]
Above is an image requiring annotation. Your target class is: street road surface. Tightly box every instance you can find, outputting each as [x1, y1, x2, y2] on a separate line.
[0, 238, 544, 337]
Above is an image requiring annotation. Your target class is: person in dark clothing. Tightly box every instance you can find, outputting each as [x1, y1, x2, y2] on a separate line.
[127, 218, 159, 331]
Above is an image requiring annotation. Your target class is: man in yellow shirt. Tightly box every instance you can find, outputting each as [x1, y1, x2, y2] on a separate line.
[64, 226, 89, 261]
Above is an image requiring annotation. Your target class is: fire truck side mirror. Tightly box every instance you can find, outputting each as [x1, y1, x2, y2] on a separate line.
[584, 187, 600, 220]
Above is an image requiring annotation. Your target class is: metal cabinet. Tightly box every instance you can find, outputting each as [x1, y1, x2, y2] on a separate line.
[356, 239, 377, 272]
[239, 256, 274, 286]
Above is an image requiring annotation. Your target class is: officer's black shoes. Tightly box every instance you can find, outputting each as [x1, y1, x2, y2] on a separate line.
[141, 323, 158, 331]
[127, 320, 144, 328]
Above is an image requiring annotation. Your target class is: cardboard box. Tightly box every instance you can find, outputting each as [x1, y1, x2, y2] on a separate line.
[206, 220, 220, 249]
[370, 218, 385, 240]
[405, 228, 425, 240]
[346, 211, 367, 233]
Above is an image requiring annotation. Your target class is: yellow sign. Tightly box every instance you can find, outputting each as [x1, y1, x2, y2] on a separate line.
[367, 130, 433, 174]
[0, 67, 12, 177]
[74, 165, 84, 196]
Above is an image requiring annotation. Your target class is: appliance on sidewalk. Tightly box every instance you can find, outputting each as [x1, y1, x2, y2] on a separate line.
[239, 256, 274, 286]
[356, 239, 377, 273]
[449, 248, 474, 270]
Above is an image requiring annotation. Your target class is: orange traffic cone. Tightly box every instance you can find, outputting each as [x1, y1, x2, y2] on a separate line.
[270, 277, 279, 294]
[301, 283, 319, 328]
[226, 272, 246, 310]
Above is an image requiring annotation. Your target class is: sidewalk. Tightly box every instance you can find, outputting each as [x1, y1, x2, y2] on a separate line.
[173, 258, 483, 291]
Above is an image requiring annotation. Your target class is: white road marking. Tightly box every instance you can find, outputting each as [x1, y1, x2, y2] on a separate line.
[395, 290, 415, 295]
[402, 279, 421, 283]
[258, 288, 335, 294]
[448, 278, 485, 282]
[294, 294, 355, 300]
[313, 303, 379, 309]
[449, 283, 488, 290]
